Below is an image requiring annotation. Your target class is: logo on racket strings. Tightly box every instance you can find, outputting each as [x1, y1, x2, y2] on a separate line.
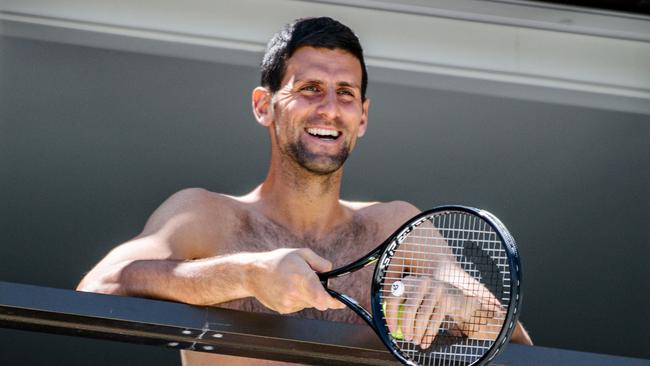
[390, 281, 405, 296]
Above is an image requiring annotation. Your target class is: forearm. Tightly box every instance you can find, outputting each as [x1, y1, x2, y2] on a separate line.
[77, 254, 255, 306]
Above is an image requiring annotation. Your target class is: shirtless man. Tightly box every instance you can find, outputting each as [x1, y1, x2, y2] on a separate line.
[77, 17, 532, 365]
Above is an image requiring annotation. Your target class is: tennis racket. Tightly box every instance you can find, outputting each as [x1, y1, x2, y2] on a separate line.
[317, 206, 522, 366]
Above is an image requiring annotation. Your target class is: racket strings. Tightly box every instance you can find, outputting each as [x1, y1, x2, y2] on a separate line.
[380, 211, 511, 366]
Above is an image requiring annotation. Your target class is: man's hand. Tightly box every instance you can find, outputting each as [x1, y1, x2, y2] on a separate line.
[384, 274, 503, 349]
[247, 248, 345, 314]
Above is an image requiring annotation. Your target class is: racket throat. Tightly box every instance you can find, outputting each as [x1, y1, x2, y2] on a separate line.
[326, 289, 374, 328]
[317, 245, 384, 283]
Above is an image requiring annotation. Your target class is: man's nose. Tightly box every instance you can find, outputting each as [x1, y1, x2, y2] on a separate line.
[316, 89, 340, 121]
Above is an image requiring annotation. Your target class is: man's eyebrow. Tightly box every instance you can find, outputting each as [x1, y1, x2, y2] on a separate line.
[295, 78, 324, 85]
[336, 81, 360, 89]
[295, 79, 360, 89]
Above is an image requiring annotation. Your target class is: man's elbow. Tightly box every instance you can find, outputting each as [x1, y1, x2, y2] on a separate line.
[510, 321, 533, 345]
[76, 266, 126, 296]
[76, 276, 90, 292]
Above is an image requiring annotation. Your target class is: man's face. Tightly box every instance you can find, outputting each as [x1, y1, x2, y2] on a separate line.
[269, 46, 369, 175]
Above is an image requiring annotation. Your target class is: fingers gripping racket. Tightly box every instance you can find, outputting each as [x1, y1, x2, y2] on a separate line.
[317, 206, 522, 366]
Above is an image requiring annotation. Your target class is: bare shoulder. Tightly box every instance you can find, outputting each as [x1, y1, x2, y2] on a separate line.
[343, 199, 419, 219]
[143, 188, 237, 231]
[342, 200, 421, 238]
[139, 188, 243, 258]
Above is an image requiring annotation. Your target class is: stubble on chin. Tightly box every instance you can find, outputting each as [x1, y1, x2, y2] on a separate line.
[286, 140, 349, 176]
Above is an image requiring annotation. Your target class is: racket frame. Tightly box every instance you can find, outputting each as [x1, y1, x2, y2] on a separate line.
[319, 205, 523, 366]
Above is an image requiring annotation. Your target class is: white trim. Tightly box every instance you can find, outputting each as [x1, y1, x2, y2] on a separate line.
[1, 0, 649, 114]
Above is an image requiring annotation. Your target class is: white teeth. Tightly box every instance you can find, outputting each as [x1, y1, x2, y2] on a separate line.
[306, 128, 340, 137]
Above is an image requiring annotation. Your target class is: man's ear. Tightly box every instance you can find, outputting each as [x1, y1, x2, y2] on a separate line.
[357, 97, 370, 137]
[252, 87, 273, 127]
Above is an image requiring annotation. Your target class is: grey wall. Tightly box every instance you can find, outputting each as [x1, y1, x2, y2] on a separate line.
[1, 36, 648, 364]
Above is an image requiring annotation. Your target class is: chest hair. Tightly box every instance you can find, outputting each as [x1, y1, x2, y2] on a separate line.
[218, 211, 381, 324]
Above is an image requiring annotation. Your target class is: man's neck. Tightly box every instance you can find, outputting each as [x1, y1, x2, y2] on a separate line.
[249, 163, 350, 238]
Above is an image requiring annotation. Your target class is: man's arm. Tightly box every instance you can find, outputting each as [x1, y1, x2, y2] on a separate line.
[78, 247, 254, 305]
[511, 322, 533, 345]
[77, 188, 246, 305]
[77, 188, 343, 312]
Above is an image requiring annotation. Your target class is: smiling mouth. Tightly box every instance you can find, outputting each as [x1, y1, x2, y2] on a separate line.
[305, 127, 341, 141]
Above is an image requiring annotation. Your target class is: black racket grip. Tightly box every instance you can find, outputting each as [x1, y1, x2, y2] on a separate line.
[317, 271, 332, 288]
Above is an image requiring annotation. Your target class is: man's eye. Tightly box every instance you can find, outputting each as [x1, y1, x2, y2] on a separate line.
[301, 85, 319, 92]
[338, 90, 355, 97]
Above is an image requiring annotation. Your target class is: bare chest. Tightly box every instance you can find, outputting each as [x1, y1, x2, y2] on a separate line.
[217, 212, 382, 324]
